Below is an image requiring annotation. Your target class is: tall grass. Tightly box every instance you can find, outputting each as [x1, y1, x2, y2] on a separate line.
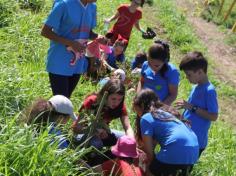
[0, 0, 235, 175]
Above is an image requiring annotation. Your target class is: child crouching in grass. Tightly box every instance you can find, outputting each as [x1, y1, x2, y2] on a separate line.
[94, 135, 144, 176]
[22, 95, 77, 149]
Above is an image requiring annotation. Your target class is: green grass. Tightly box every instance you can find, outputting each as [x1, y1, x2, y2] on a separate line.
[200, 0, 236, 47]
[0, 0, 235, 175]
[201, 0, 236, 29]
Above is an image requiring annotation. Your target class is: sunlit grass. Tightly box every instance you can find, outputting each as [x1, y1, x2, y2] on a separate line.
[0, 0, 235, 175]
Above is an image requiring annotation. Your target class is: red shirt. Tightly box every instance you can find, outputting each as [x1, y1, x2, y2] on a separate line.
[110, 4, 142, 42]
[102, 159, 143, 176]
[80, 94, 128, 124]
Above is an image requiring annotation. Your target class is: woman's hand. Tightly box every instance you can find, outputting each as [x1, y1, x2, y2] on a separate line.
[70, 40, 86, 53]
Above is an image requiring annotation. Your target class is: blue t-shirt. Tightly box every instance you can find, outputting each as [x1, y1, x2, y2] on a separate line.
[141, 61, 180, 101]
[44, 0, 97, 76]
[183, 81, 218, 149]
[140, 110, 199, 164]
[49, 125, 69, 149]
[106, 47, 125, 69]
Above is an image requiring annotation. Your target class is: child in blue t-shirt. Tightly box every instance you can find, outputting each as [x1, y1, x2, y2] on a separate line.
[137, 40, 180, 105]
[102, 39, 126, 71]
[176, 51, 218, 157]
[133, 89, 199, 176]
[24, 95, 77, 149]
[41, 0, 105, 98]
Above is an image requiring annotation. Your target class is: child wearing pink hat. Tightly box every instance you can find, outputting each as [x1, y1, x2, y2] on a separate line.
[97, 135, 144, 176]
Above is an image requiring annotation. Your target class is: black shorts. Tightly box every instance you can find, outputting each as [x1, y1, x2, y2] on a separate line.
[149, 159, 194, 176]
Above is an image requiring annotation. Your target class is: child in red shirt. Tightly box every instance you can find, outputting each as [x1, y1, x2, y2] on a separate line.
[104, 0, 145, 46]
[96, 135, 144, 176]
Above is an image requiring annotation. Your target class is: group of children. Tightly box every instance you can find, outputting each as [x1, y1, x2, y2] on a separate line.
[23, 47, 218, 176]
[26, 0, 220, 175]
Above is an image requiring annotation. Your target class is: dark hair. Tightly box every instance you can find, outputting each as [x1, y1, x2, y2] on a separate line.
[154, 40, 170, 62]
[148, 41, 170, 77]
[133, 89, 182, 141]
[22, 99, 68, 128]
[130, 0, 145, 7]
[135, 51, 147, 67]
[114, 35, 128, 48]
[91, 79, 126, 119]
[179, 51, 208, 73]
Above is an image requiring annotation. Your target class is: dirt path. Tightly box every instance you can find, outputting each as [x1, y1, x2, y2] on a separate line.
[176, 0, 236, 87]
[175, 0, 236, 127]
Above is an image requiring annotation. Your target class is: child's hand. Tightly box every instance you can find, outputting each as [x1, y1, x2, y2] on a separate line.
[96, 35, 108, 45]
[104, 19, 110, 24]
[175, 100, 192, 110]
[71, 118, 82, 134]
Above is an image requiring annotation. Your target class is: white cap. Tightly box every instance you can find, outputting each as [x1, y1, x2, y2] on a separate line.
[114, 69, 126, 82]
[48, 95, 77, 121]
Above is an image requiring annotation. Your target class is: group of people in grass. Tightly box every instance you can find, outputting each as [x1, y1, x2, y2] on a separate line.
[22, 0, 219, 175]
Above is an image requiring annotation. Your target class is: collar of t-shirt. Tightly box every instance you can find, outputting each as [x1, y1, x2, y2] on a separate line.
[78, 0, 88, 9]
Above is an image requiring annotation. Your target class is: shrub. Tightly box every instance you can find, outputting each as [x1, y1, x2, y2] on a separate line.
[0, 0, 18, 27]
[18, 0, 45, 12]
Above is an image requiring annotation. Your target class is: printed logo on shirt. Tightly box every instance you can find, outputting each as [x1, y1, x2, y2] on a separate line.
[156, 85, 161, 90]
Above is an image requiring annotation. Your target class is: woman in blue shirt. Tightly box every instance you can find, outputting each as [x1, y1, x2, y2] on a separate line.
[137, 40, 179, 105]
[41, 0, 104, 98]
[133, 89, 199, 176]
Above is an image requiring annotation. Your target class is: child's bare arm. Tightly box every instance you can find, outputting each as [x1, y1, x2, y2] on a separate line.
[163, 84, 178, 105]
[41, 24, 85, 52]
[105, 12, 120, 23]
[136, 78, 143, 93]
[134, 20, 145, 33]
[175, 100, 218, 121]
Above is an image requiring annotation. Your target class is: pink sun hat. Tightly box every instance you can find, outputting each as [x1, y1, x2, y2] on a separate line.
[111, 135, 139, 158]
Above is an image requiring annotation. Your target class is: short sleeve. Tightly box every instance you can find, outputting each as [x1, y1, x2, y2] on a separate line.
[44, 1, 66, 31]
[140, 117, 153, 137]
[136, 9, 142, 20]
[117, 4, 126, 14]
[141, 61, 148, 77]
[167, 68, 180, 85]
[80, 95, 97, 111]
[206, 89, 218, 113]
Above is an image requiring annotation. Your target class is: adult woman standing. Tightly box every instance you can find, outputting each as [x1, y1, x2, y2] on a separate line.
[41, 0, 100, 98]
[133, 89, 199, 176]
